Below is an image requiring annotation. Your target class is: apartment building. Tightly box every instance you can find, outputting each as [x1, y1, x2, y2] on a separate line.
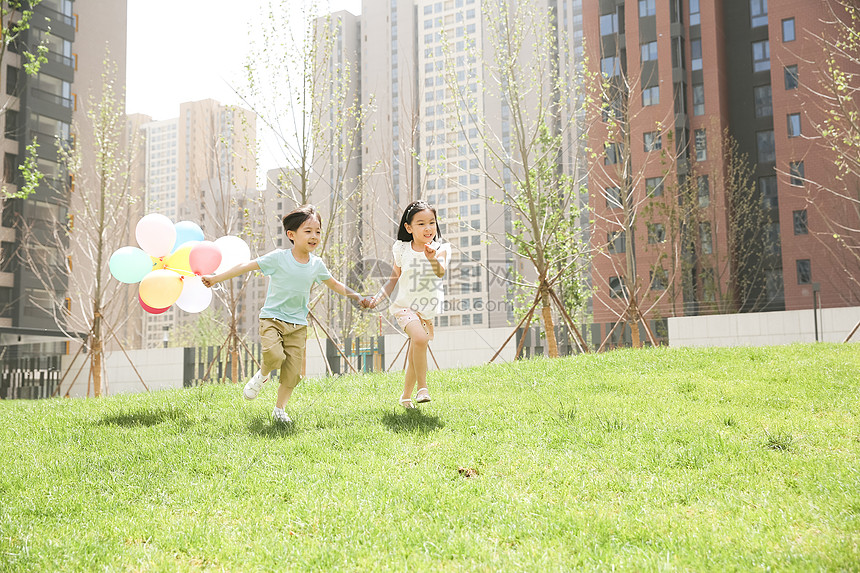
[585, 0, 859, 344]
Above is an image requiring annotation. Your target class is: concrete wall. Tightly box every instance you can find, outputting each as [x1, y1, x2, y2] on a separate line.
[668, 307, 860, 347]
[60, 326, 520, 397]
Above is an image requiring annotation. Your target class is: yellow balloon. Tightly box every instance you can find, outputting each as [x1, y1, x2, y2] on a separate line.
[166, 242, 196, 274]
[151, 256, 167, 270]
[139, 269, 184, 309]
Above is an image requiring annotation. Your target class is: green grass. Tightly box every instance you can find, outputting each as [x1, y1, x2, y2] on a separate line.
[1, 343, 859, 571]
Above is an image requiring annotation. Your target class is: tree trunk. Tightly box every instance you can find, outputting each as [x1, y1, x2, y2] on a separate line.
[92, 308, 102, 397]
[231, 335, 239, 383]
[540, 286, 559, 358]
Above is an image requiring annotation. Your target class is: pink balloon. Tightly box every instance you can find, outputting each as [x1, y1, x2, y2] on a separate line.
[138, 294, 170, 315]
[189, 241, 222, 275]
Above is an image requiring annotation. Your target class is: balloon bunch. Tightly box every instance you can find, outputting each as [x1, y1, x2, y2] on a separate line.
[108, 213, 251, 314]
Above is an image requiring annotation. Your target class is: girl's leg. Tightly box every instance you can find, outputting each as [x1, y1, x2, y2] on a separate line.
[402, 320, 430, 400]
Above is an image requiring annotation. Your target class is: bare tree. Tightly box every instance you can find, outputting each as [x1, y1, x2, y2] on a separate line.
[803, 0, 860, 299]
[441, 0, 591, 358]
[241, 1, 372, 344]
[20, 56, 139, 397]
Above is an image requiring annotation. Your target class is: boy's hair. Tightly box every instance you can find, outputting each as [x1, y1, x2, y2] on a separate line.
[397, 200, 443, 242]
[282, 205, 322, 244]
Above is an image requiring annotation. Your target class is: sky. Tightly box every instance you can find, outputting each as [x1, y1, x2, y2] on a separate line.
[126, 0, 361, 176]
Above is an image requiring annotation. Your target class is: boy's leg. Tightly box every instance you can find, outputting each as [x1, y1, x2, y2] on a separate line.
[259, 318, 287, 377]
[275, 324, 307, 409]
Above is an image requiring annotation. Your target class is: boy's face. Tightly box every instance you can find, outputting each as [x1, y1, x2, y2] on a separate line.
[287, 217, 322, 252]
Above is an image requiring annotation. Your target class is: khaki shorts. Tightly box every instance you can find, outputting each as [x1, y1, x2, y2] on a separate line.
[393, 308, 434, 340]
[260, 318, 307, 389]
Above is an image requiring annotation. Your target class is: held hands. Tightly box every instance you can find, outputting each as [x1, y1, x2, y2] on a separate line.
[360, 295, 378, 309]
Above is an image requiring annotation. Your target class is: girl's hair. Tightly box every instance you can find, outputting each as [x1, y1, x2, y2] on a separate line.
[397, 200, 443, 242]
[282, 205, 322, 244]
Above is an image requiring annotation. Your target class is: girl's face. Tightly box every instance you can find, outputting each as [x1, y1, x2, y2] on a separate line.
[287, 217, 322, 253]
[404, 209, 437, 245]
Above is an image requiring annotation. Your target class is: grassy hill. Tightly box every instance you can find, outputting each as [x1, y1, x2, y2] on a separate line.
[1, 344, 858, 571]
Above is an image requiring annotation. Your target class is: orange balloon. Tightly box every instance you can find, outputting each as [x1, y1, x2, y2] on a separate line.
[139, 269, 184, 309]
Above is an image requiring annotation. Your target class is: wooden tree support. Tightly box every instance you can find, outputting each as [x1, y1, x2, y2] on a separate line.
[845, 318, 860, 343]
[308, 311, 359, 374]
[53, 318, 149, 398]
[489, 290, 542, 363]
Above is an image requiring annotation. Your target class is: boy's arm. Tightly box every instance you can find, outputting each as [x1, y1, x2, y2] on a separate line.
[322, 277, 364, 304]
[201, 260, 260, 288]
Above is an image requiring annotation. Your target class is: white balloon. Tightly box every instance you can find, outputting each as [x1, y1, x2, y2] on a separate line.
[214, 235, 252, 274]
[175, 276, 213, 313]
[136, 213, 176, 257]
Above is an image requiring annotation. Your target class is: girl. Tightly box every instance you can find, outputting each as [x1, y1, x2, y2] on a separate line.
[202, 205, 369, 423]
[367, 200, 451, 408]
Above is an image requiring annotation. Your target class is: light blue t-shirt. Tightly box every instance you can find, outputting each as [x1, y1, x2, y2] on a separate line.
[256, 249, 331, 325]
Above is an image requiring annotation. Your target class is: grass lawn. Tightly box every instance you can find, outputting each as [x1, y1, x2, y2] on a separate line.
[1, 343, 858, 571]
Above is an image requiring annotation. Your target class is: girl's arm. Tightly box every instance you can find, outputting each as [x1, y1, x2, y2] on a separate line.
[368, 265, 401, 309]
[424, 243, 450, 278]
[322, 277, 365, 304]
[201, 260, 260, 288]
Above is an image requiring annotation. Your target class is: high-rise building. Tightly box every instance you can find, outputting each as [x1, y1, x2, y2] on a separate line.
[0, 0, 127, 364]
[584, 0, 859, 344]
[324, 0, 585, 334]
[138, 100, 256, 348]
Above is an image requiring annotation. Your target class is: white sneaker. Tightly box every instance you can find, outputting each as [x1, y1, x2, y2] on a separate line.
[243, 370, 267, 400]
[272, 407, 292, 423]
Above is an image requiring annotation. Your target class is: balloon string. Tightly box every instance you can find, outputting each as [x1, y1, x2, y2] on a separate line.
[162, 265, 198, 277]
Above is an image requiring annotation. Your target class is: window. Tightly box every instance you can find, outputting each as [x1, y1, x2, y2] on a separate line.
[754, 85, 773, 118]
[693, 84, 705, 115]
[647, 222, 666, 244]
[5, 65, 18, 96]
[796, 259, 812, 284]
[605, 143, 622, 165]
[790, 161, 805, 185]
[782, 18, 795, 42]
[641, 41, 658, 62]
[690, 0, 700, 25]
[751, 0, 768, 28]
[609, 276, 626, 298]
[697, 175, 710, 207]
[700, 222, 713, 254]
[642, 85, 659, 106]
[787, 113, 801, 137]
[3, 153, 15, 184]
[646, 177, 664, 197]
[601, 56, 620, 77]
[784, 65, 799, 90]
[695, 129, 707, 161]
[757, 130, 775, 164]
[639, 0, 656, 17]
[4, 109, 17, 141]
[608, 230, 626, 254]
[650, 266, 668, 290]
[752, 40, 770, 72]
[644, 131, 662, 152]
[691, 39, 703, 71]
[600, 13, 618, 35]
[760, 176, 778, 209]
[793, 209, 808, 235]
[605, 186, 622, 208]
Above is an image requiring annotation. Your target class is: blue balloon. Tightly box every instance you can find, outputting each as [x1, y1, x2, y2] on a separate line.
[172, 221, 205, 251]
[109, 247, 153, 284]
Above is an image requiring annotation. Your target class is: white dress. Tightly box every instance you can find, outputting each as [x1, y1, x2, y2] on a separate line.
[389, 240, 451, 319]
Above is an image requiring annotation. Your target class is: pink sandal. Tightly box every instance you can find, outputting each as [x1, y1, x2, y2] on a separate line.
[399, 397, 415, 409]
